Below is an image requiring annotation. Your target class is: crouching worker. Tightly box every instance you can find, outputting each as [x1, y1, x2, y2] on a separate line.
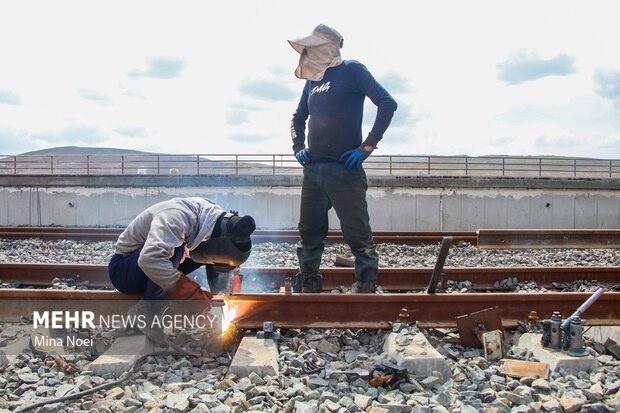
[108, 197, 255, 345]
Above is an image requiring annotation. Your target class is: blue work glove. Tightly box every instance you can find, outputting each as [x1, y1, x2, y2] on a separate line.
[341, 147, 373, 170]
[295, 148, 310, 166]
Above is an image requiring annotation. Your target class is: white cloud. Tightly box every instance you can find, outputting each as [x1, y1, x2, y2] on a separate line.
[497, 49, 577, 85]
[127, 57, 188, 79]
[0, 89, 22, 105]
[78, 88, 109, 104]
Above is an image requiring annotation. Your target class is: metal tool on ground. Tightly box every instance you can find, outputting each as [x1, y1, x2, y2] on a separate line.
[369, 361, 410, 389]
[302, 357, 323, 374]
[49, 350, 76, 374]
[30, 330, 77, 374]
[427, 236, 452, 293]
[324, 364, 370, 379]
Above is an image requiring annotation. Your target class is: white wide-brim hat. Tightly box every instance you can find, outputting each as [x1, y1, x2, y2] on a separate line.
[288, 24, 344, 54]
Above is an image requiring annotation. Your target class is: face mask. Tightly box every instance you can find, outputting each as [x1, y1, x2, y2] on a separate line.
[295, 43, 342, 81]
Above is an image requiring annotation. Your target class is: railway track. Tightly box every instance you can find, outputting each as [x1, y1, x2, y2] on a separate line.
[0, 263, 619, 291]
[0, 288, 618, 328]
[1, 227, 619, 329]
[0, 262, 618, 328]
[2, 227, 620, 247]
[0, 227, 477, 245]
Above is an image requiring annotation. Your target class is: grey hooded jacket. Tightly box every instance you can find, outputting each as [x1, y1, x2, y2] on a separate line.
[115, 197, 225, 290]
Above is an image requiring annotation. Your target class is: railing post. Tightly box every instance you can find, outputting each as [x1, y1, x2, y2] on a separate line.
[465, 157, 468, 176]
[427, 157, 430, 175]
[539, 159, 542, 177]
[502, 158, 505, 176]
[611, 160, 613, 178]
[389, 156, 392, 175]
[87, 155, 90, 175]
[235, 155, 239, 175]
[197, 155, 200, 175]
[13, 156, 16, 175]
[121, 155, 125, 175]
[51, 156, 54, 175]
[574, 159, 577, 177]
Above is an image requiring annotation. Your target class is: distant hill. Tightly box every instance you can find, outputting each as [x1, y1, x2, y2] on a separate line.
[20, 146, 156, 156]
[2, 146, 299, 175]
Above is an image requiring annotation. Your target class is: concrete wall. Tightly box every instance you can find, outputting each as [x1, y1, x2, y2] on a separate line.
[0, 175, 619, 230]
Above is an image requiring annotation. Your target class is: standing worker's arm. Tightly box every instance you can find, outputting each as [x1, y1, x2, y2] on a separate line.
[355, 63, 398, 149]
[291, 83, 311, 165]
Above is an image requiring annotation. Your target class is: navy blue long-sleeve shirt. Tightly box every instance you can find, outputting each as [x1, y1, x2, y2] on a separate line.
[291, 60, 397, 162]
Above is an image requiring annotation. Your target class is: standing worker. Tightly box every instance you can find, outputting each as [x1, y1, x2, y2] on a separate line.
[288, 24, 397, 293]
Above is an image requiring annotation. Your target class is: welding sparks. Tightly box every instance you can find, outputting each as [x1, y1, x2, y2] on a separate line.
[221, 299, 237, 335]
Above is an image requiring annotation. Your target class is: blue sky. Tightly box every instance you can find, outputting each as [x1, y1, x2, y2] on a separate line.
[1, 1, 620, 158]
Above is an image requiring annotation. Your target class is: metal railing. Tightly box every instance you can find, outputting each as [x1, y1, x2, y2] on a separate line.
[0, 153, 618, 178]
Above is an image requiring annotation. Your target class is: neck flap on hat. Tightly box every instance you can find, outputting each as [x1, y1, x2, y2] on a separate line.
[295, 43, 342, 81]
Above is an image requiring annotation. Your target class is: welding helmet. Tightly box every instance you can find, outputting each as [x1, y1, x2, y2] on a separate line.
[189, 212, 255, 272]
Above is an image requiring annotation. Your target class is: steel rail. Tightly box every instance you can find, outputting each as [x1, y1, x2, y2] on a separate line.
[478, 229, 620, 249]
[3, 227, 620, 248]
[0, 289, 142, 322]
[0, 288, 618, 328]
[0, 227, 477, 245]
[1, 263, 618, 290]
[228, 292, 620, 329]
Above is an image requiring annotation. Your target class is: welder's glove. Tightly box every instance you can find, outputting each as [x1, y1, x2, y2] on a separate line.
[165, 272, 213, 308]
[341, 146, 373, 170]
[295, 148, 310, 166]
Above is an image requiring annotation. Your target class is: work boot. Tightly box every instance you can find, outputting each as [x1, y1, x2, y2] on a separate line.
[301, 272, 323, 293]
[351, 281, 377, 294]
[127, 299, 169, 346]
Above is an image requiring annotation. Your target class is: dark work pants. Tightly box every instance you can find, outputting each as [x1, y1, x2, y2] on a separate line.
[108, 246, 213, 300]
[297, 162, 378, 282]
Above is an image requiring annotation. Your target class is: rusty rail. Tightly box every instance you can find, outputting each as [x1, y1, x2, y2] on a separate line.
[478, 229, 620, 249]
[0, 227, 476, 245]
[228, 292, 620, 329]
[0, 288, 618, 328]
[3, 227, 620, 249]
[1, 263, 618, 291]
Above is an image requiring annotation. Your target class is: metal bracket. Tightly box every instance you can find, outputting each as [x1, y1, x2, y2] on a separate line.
[256, 321, 280, 340]
[280, 276, 293, 294]
[427, 236, 452, 293]
[455, 306, 503, 348]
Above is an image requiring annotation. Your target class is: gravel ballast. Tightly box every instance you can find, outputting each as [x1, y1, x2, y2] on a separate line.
[0, 238, 618, 412]
[1, 238, 619, 269]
